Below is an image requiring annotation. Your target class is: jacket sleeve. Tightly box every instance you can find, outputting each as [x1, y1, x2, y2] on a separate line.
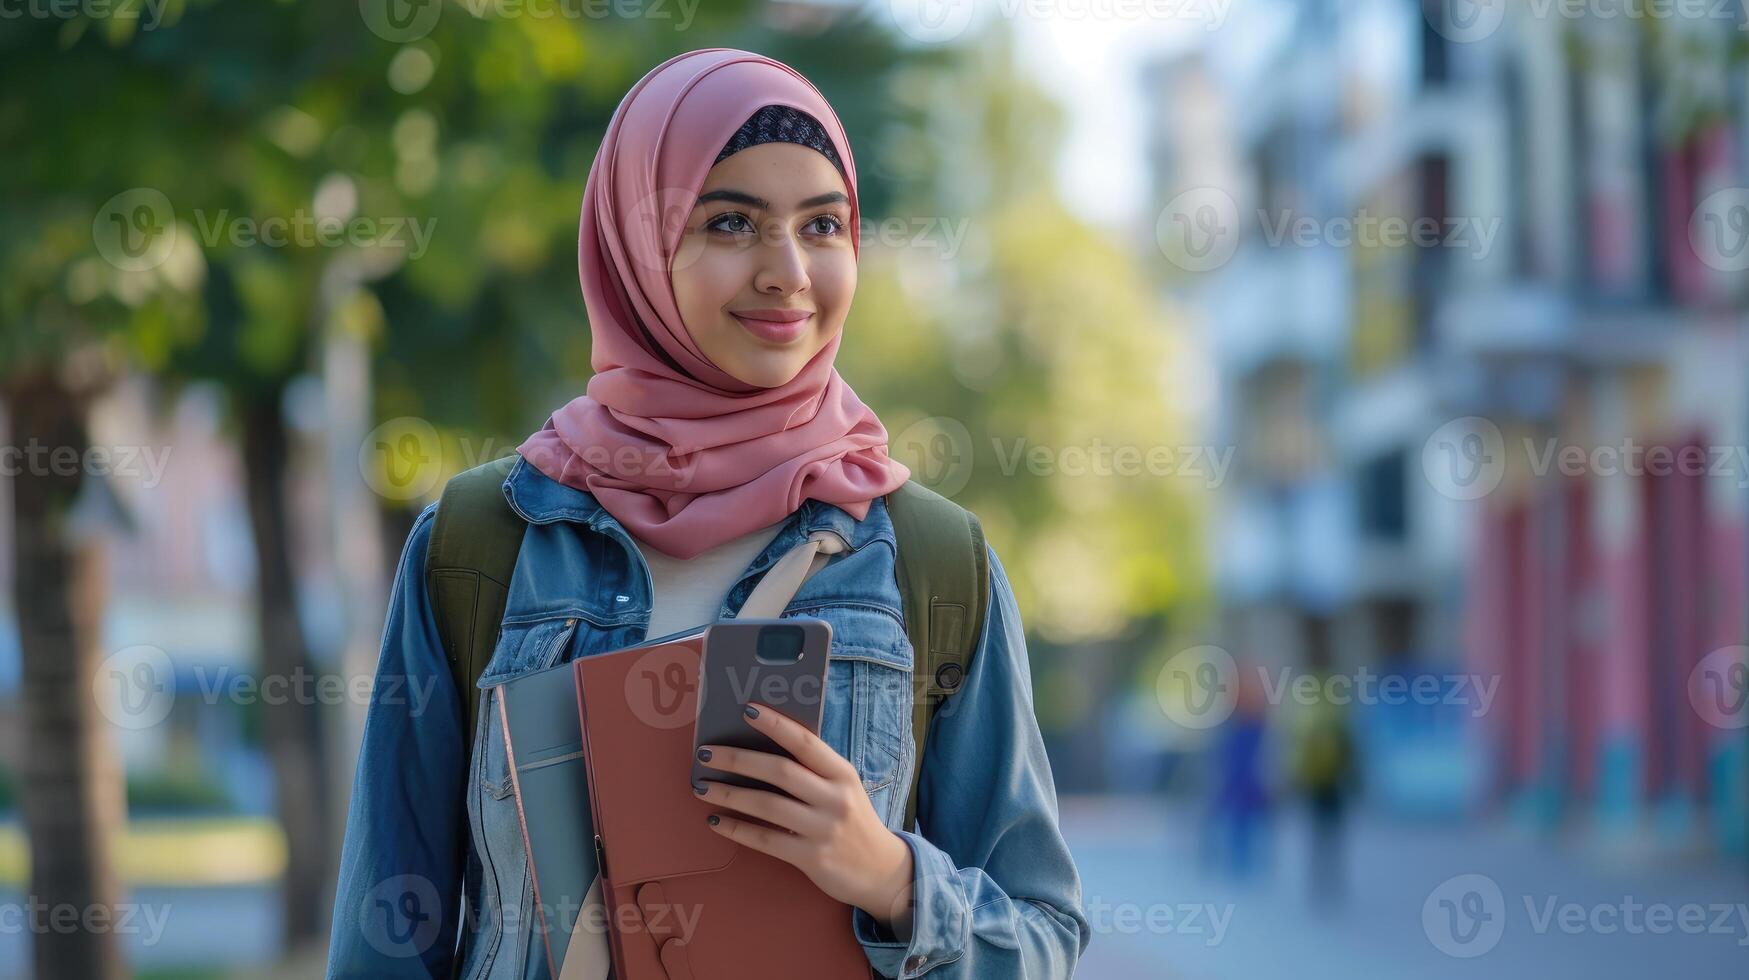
[851, 543, 1092, 977]
[326, 503, 469, 978]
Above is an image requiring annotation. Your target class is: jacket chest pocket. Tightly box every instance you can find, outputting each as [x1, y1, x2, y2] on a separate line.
[800, 603, 915, 825]
[476, 616, 580, 800]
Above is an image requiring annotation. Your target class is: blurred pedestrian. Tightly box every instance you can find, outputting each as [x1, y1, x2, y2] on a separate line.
[1290, 627, 1356, 908]
[1201, 657, 1273, 881]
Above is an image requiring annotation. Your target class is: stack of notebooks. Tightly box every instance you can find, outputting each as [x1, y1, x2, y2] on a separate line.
[490, 624, 874, 979]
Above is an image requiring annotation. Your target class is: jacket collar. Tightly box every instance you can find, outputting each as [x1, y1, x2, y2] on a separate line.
[499, 452, 890, 553]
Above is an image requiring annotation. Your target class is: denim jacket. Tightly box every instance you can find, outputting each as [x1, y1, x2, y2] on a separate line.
[326, 453, 1090, 978]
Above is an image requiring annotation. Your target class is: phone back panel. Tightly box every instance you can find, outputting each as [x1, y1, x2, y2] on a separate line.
[690, 618, 831, 793]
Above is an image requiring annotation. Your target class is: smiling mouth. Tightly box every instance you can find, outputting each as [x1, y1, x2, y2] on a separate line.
[730, 311, 814, 343]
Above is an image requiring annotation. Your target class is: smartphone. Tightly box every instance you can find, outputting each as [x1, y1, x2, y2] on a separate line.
[690, 618, 832, 798]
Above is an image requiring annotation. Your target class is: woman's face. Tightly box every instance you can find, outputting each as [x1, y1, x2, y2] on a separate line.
[671, 142, 856, 389]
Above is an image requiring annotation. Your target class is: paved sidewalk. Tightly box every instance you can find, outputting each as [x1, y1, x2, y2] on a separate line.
[1060, 794, 1749, 980]
[0, 883, 280, 978]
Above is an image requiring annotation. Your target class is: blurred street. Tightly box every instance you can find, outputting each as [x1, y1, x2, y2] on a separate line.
[0, 796, 1742, 978]
[1065, 795, 1749, 980]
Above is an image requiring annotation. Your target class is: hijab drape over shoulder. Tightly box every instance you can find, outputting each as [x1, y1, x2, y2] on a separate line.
[516, 48, 910, 559]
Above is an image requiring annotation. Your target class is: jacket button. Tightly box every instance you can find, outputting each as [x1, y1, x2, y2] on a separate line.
[935, 662, 963, 691]
[903, 953, 927, 973]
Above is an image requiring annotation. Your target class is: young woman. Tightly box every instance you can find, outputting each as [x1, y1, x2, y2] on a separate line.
[326, 48, 1089, 979]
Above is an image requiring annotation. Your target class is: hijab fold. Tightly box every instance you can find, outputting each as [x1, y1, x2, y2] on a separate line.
[516, 48, 910, 560]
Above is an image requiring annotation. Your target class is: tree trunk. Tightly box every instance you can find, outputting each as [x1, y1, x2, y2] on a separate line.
[6, 371, 129, 980]
[238, 387, 330, 950]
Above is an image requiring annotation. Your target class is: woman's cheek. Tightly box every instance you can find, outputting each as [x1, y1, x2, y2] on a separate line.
[810, 254, 853, 317]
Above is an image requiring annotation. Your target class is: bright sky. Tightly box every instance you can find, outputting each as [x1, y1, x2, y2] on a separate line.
[1010, 10, 1203, 229]
[869, 0, 1208, 229]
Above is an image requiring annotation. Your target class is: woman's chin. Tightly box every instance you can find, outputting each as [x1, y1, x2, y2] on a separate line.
[737, 362, 806, 389]
[720, 351, 813, 389]
[695, 317, 835, 387]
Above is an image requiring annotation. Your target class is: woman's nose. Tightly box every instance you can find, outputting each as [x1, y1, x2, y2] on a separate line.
[753, 224, 809, 294]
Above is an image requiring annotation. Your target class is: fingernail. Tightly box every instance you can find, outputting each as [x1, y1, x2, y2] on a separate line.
[696, 747, 712, 762]
[693, 783, 707, 796]
[707, 815, 720, 826]
[743, 705, 760, 719]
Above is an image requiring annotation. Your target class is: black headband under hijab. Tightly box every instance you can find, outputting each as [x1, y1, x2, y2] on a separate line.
[714, 104, 844, 173]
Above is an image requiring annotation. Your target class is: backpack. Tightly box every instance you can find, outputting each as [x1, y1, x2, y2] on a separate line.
[1292, 698, 1353, 792]
[424, 454, 989, 834]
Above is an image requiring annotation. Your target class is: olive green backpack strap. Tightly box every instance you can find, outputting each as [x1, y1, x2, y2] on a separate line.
[425, 454, 525, 740]
[886, 480, 990, 834]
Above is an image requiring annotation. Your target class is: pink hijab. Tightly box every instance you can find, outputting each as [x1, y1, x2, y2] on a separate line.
[516, 48, 910, 560]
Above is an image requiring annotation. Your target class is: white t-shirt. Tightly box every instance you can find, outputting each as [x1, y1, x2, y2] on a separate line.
[625, 517, 788, 639]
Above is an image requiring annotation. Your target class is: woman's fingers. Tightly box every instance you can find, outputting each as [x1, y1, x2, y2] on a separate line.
[693, 778, 821, 835]
[696, 743, 835, 806]
[739, 703, 859, 784]
[704, 811, 806, 864]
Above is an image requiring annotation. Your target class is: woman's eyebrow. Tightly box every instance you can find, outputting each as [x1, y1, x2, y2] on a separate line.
[695, 189, 849, 210]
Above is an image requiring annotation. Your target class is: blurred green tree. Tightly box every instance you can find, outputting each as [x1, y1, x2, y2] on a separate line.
[0, 0, 785, 963]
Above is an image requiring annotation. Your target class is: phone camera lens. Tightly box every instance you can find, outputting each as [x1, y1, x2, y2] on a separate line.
[756, 625, 805, 663]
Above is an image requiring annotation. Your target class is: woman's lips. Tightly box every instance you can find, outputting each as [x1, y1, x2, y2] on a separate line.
[730, 311, 813, 343]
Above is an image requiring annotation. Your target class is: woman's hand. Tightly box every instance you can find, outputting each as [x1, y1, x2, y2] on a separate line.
[694, 703, 915, 939]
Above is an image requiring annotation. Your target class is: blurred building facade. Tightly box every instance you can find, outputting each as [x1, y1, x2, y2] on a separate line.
[1151, 0, 1749, 860]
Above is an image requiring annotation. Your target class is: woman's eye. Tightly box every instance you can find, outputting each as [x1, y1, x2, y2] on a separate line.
[706, 213, 755, 235]
[705, 212, 842, 238]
